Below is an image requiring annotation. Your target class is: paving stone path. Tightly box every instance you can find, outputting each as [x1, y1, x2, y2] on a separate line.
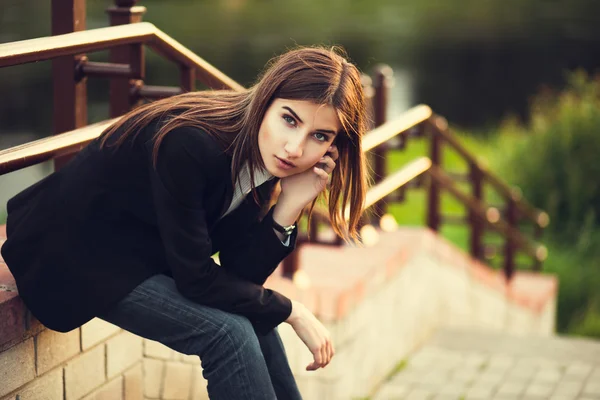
[372, 328, 600, 400]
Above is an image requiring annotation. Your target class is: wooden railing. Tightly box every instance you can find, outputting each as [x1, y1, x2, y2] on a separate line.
[0, 0, 548, 282]
[0, 22, 241, 92]
[1, 0, 242, 169]
[289, 69, 549, 280]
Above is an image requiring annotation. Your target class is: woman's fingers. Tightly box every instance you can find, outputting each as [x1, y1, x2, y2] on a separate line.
[321, 342, 328, 367]
[306, 338, 333, 370]
[321, 155, 336, 173]
[313, 166, 329, 180]
[307, 348, 322, 371]
[328, 145, 339, 162]
[326, 340, 334, 365]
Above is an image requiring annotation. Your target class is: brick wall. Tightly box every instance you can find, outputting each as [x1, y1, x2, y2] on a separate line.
[0, 317, 143, 400]
[1, 225, 557, 400]
[0, 316, 209, 400]
[1, 227, 208, 400]
[141, 339, 208, 400]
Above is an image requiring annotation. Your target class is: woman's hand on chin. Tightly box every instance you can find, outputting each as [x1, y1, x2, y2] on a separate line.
[279, 145, 338, 210]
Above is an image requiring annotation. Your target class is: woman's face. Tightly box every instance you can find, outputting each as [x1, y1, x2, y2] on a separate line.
[258, 98, 341, 178]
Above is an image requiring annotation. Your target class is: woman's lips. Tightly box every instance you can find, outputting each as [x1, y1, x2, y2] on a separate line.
[275, 156, 295, 170]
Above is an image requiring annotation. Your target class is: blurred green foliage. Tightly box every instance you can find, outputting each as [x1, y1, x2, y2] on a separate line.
[386, 73, 600, 337]
[493, 72, 600, 336]
[498, 71, 600, 242]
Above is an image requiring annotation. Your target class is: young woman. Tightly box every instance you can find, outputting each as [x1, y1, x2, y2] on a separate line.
[1, 46, 368, 399]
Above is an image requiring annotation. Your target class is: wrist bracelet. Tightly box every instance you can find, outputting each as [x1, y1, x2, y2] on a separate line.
[272, 219, 296, 236]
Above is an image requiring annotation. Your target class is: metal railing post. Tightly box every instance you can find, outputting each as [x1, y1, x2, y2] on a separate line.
[469, 163, 484, 260]
[51, 0, 87, 171]
[106, 0, 147, 117]
[427, 119, 443, 231]
[504, 195, 518, 280]
[372, 65, 393, 221]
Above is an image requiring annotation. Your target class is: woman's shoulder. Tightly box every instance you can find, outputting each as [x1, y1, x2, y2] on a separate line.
[150, 123, 227, 156]
[149, 124, 231, 177]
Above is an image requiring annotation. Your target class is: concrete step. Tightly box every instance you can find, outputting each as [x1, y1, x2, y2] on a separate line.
[373, 328, 600, 400]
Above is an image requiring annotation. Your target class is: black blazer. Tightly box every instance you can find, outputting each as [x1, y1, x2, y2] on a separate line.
[0, 123, 296, 334]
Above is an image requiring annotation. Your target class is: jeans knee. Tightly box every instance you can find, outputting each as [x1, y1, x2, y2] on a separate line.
[220, 315, 258, 348]
[199, 314, 261, 360]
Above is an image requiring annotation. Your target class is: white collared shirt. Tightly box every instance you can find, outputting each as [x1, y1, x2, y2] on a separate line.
[220, 163, 292, 246]
[221, 163, 274, 218]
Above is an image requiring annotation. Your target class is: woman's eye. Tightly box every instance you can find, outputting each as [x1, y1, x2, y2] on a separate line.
[314, 132, 328, 142]
[283, 114, 296, 126]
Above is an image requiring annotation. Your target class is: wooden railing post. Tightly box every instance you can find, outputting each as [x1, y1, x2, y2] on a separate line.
[504, 195, 518, 280]
[51, 0, 87, 171]
[106, 0, 147, 117]
[427, 118, 443, 231]
[469, 163, 484, 259]
[372, 65, 393, 221]
[361, 74, 375, 130]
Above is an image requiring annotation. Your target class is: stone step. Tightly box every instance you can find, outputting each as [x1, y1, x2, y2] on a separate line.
[428, 328, 600, 365]
[373, 328, 600, 400]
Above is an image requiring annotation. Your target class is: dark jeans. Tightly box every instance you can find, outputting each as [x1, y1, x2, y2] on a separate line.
[98, 274, 302, 400]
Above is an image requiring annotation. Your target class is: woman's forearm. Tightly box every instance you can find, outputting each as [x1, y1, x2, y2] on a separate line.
[271, 194, 304, 241]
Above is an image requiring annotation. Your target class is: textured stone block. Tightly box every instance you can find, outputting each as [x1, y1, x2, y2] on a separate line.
[0, 338, 35, 397]
[124, 363, 143, 400]
[144, 339, 175, 360]
[143, 358, 164, 398]
[524, 382, 554, 397]
[64, 344, 105, 400]
[191, 365, 209, 400]
[82, 376, 123, 400]
[81, 318, 120, 350]
[179, 353, 200, 364]
[0, 265, 26, 350]
[106, 331, 143, 378]
[162, 361, 193, 400]
[36, 328, 80, 374]
[15, 368, 63, 400]
[583, 382, 600, 396]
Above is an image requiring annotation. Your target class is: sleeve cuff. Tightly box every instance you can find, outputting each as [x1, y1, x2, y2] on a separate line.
[252, 292, 293, 334]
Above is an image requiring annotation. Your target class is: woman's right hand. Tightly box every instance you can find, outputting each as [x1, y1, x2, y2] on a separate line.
[285, 300, 335, 371]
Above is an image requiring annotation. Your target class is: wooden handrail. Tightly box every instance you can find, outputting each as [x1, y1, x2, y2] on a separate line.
[0, 22, 243, 91]
[0, 119, 118, 175]
[428, 116, 549, 229]
[307, 157, 546, 264]
[308, 157, 432, 222]
[362, 105, 548, 229]
[428, 165, 547, 261]
[364, 157, 431, 209]
[362, 105, 432, 152]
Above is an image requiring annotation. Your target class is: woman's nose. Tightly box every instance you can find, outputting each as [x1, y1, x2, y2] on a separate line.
[284, 138, 304, 158]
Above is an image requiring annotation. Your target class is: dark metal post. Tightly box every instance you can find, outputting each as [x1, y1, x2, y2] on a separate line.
[469, 163, 484, 260]
[372, 65, 393, 220]
[427, 119, 442, 231]
[180, 66, 196, 92]
[361, 74, 375, 130]
[106, 0, 146, 117]
[51, 0, 87, 170]
[503, 195, 518, 280]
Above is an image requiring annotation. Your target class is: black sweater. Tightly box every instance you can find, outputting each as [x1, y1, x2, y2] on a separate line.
[1, 124, 295, 334]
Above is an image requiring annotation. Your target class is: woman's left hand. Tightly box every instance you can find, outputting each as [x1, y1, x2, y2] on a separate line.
[279, 145, 338, 209]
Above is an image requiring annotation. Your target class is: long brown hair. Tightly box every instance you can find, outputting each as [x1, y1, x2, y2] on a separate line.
[99, 46, 368, 240]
